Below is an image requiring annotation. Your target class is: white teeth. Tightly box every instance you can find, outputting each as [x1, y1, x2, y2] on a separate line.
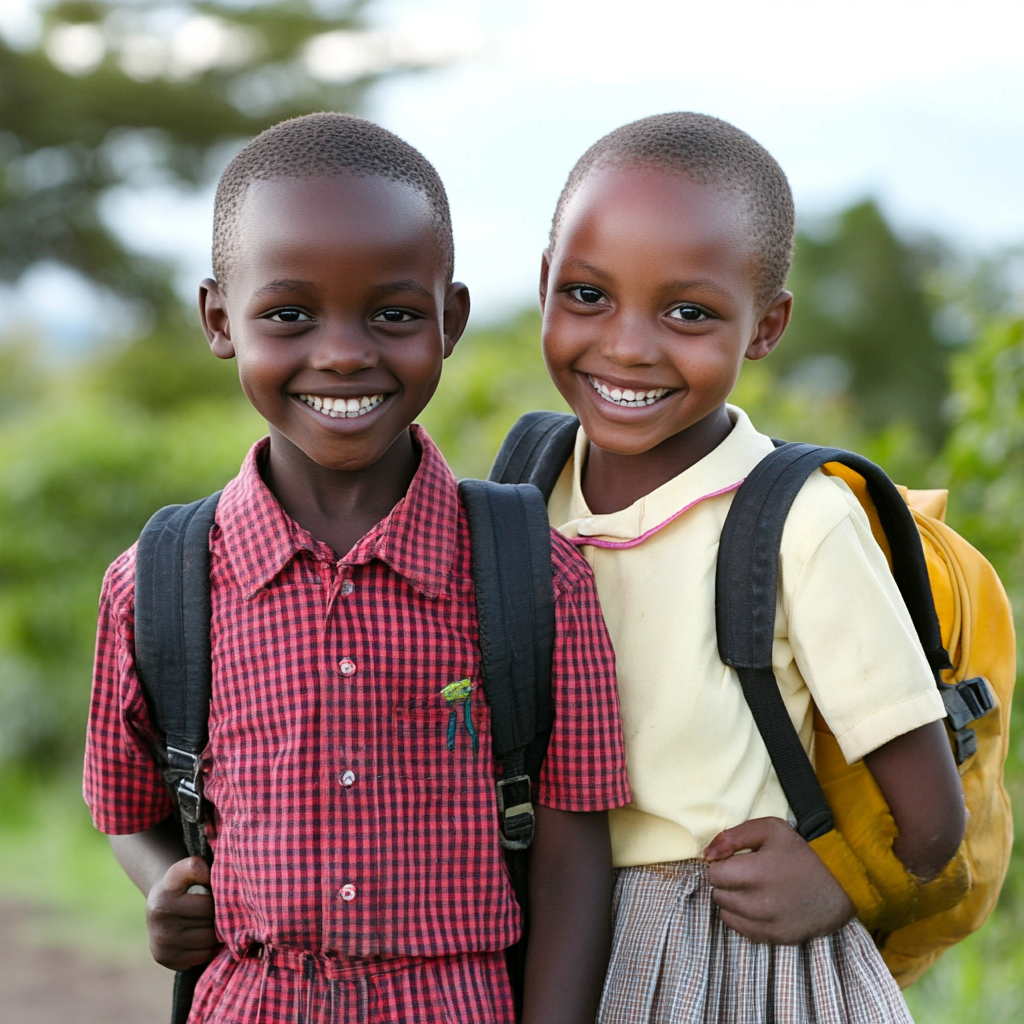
[587, 376, 672, 408]
[297, 394, 386, 418]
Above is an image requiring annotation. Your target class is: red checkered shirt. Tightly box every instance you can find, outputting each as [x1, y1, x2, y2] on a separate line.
[84, 426, 629, 1023]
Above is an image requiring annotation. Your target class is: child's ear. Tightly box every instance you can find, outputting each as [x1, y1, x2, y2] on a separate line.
[199, 279, 235, 359]
[442, 281, 471, 358]
[746, 290, 793, 362]
[539, 249, 552, 312]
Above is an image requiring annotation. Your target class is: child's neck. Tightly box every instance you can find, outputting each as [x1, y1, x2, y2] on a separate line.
[262, 427, 420, 558]
[582, 404, 734, 515]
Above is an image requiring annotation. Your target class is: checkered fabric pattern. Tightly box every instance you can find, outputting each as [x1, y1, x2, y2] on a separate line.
[84, 426, 629, 1023]
[598, 860, 913, 1024]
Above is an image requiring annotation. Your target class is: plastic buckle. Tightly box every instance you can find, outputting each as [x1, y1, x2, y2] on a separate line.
[952, 728, 978, 765]
[167, 746, 205, 823]
[175, 778, 202, 823]
[940, 676, 996, 732]
[496, 774, 535, 851]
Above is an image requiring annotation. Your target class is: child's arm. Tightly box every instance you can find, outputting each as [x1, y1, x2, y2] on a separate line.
[109, 816, 219, 970]
[521, 805, 613, 1024]
[862, 718, 967, 878]
[704, 718, 966, 943]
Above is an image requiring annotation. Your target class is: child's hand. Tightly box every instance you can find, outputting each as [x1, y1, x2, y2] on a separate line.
[146, 855, 219, 970]
[704, 817, 855, 944]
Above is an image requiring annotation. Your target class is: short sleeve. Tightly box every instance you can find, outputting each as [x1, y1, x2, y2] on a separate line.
[535, 533, 631, 811]
[83, 546, 174, 834]
[782, 475, 946, 765]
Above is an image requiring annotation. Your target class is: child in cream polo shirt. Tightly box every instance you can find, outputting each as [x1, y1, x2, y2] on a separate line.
[535, 113, 968, 1024]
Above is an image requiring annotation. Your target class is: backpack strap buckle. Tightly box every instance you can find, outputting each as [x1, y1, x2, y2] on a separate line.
[496, 774, 535, 851]
[940, 677, 995, 765]
[165, 746, 209, 857]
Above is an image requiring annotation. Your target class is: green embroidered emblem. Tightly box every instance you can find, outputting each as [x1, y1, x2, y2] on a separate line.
[441, 678, 473, 702]
[440, 679, 478, 753]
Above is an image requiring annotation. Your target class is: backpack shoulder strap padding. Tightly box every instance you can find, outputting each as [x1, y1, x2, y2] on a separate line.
[716, 443, 952, 841]
[458, 478, 555, 785]
[488, 411, 579, 501]
[135, 491, 221, 860]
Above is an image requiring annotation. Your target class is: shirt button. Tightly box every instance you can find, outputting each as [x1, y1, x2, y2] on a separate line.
[579, 517, 595, 535]
[341, 580, 355, 597]
[339, 770, 356, 788]
[339, 884, 357, 902]
[338, 658, 356, 676]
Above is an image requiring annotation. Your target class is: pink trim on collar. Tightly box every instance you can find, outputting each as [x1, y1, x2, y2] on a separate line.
[570, 479, 745, 550]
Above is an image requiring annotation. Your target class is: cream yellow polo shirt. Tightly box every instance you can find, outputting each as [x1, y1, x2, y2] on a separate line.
[550, 406, 946, 868]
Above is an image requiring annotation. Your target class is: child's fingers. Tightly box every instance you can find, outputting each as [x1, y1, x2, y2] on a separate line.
[708, 881, 773, 922]
[164, 855, 212, 894]
[703, 817, 776, 861]
[705, 850, 763, 892]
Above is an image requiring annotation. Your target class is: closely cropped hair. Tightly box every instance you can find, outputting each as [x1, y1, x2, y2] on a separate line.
[551, 113, 794, 309]
[213, 113, 454, 284]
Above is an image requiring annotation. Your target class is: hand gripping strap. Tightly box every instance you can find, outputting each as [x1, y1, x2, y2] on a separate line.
[488, 411, 580, 502]
[459, 478, 556, 1020]
[716, 443, 950, 840]
[135, 491, 221, 859]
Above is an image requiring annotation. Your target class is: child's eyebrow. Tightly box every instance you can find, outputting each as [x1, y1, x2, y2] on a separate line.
[254, 278, 313, 297]
[368, 280, 433, 300]
[663, 279, 733, 298]
[562, 259, 613, 283]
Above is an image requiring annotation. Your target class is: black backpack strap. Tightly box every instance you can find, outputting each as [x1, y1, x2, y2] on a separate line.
[716, 443, 956, 840]
[135, 491, 221, 1024]
[458, 478, 556, 1018]
[135, 491, 222, 860]
[489, 411, 579, 501]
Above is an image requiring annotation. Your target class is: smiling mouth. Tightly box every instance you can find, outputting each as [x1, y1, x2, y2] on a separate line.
[297, 393, 387, 418]
[587, 375, 674, 408]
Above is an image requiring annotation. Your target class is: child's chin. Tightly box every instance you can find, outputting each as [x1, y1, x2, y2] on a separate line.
[580, 414, 670, 456]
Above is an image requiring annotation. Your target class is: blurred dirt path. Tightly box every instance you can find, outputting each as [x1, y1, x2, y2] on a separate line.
[0, 901, 173, 1023]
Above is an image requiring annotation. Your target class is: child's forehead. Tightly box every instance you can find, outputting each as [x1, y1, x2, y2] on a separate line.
[229, 173, 445, 281]
[560, 162, 749, 246]
[238, 173, 433, 237]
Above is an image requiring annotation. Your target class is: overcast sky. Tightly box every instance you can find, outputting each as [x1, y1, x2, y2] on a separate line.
[2, 0, 1023, 341]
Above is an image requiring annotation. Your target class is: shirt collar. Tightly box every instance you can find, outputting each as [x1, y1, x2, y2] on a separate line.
[559, 405, 776, 544]
[217, 425, 459, 598]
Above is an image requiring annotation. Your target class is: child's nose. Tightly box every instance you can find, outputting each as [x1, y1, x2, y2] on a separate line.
[309, 324, 379, 375]
[600, 311, 659, 366]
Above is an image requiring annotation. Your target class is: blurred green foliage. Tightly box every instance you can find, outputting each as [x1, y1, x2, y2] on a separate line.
[778, 200, 949, 444]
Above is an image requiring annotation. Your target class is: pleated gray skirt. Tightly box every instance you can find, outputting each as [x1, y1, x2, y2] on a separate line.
[598, 860, 914, 1024]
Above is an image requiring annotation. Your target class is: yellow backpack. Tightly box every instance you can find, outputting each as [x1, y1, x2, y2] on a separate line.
[811, 466, 1014, 986]
[715, 442, 1014, 989]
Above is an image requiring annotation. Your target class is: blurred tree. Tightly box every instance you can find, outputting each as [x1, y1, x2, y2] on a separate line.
[0, 0, 377, 317]
[778, 200, 948, 445]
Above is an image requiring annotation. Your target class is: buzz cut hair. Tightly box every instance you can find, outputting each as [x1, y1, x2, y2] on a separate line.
[213, 112, 454, 285]
[551, 112, 795, 310]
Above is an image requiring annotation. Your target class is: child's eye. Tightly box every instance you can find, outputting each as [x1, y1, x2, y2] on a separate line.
[373, 309, 417, 323]
[668, 304, 709, 323]
[267, 308, 312, 323]
[569, 286, 606, 305]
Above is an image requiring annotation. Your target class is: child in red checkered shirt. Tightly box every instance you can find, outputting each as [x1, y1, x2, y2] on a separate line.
[84, 113, 630, 1024]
